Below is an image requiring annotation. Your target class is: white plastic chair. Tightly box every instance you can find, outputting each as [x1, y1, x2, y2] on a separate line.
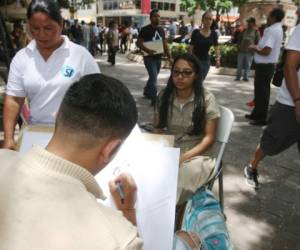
[207, 106, 234, 212]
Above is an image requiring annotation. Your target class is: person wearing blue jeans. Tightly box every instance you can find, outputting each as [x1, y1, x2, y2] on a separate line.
[236, 52, 254, 81]
[189, 11, 220, 82]
[235, 17, 260, 81]
[143, 56, 162, 100]
[137, 9, 171, 105]
[199, 60, 210, 81]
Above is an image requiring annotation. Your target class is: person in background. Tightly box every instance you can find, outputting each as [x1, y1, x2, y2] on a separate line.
[2, 0, 100, 150]
[178, 20, 188, 43]
[188, 19, 198, 36]
[245, 8, 285, 126]
[106, 21, 119, 66]
[130, 24, 139, 51]
[70, 19, 83, 45]
[120, 22, 130, 53]
[235, 17, 260, 81]
[98, 24, 105, 53]
[189, 11, 221, 81]
[137, 9, 171, 106]
[90, 22, 101, 56]
[154, 53, 220, 205]
[62, 19, 71, 38]
[168, 19, 177, 43]
[81, 20, 90, 50]
[0, 73, 143, 249]
[10, 21, 31, 51]
[231, 22, 242, 44]
[244, 21, 300, 188]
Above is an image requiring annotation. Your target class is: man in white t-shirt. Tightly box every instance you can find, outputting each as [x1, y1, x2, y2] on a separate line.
[244, 23, 300, 188]
[246, 8, 285, 126]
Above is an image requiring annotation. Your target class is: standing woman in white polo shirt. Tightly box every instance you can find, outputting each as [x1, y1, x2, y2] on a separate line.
[3, 0, 100, 150]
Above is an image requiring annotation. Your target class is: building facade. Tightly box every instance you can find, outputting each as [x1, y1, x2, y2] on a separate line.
[96, 0, 187, 26]
[239, 0, 298, 28]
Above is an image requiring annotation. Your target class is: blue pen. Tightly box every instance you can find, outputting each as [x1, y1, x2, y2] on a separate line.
[117, 181, 125, 204]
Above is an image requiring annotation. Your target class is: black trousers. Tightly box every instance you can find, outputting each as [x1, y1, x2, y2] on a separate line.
[108, 46, 118, 65]
[252, 63, 275, 121]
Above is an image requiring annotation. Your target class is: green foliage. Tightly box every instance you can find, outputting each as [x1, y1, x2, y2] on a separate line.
[180, 0, 248, 15]
[169, 43, 189, 59]
[210, 44, 238, 68]
[293, 0, 300, 5]
[169, 43, 239, 68]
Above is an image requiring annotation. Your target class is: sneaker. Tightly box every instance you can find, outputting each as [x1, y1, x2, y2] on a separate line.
[234, 77, 240, 81]
[244, 166, 259, 188]
[243, 78, 249, 82]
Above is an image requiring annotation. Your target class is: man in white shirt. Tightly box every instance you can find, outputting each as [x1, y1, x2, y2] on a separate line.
[244, 23, 300, 188]
[246, 8, 285, 126]
[0, 74, 143, 249]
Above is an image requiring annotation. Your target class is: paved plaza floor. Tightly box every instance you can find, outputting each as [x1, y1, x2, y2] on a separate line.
[97, 54, 300, 250]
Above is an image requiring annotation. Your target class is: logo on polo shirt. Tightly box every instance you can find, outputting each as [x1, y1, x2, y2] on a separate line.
[61, 65, 75, 78]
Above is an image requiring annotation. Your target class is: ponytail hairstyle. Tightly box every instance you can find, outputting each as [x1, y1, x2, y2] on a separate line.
[157, 53, 206, 135]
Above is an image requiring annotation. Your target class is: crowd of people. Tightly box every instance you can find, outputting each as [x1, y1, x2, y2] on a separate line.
[1, 0, 300, 248]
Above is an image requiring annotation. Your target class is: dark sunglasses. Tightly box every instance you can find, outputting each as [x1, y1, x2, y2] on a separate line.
[172, 69, 194, 78]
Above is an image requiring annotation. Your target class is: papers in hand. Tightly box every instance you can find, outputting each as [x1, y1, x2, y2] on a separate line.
[143, 39, 164, 56]
[95, 125, 180, 250]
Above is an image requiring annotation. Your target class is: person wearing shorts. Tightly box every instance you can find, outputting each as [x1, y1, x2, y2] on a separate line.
[244, 23, 300, 188]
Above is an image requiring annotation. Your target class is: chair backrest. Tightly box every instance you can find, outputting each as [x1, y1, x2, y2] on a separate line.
[216, 106, 234, 144]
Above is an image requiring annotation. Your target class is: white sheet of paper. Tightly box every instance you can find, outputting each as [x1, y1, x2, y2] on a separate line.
[95, 127, 180, 250]
[143, 39, 164, 55]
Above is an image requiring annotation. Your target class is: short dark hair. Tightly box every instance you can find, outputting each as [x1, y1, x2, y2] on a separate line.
[56, 74, 137, 147]
[27, 0, 62, 24]
[247, 17, 256, 24]
[150, 9, 159, 18]
[269, 8, 285, 22]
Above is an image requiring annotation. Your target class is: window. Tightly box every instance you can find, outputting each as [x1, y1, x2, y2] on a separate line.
[151, 1, 157, 9]
[164, 2, 170, 11]
[157, 2, 163, 10]
[170, 3, 175, 11]
[113, 1, 118, 9]
[136, 0, 141, 9]
[180, 4, 185, 12]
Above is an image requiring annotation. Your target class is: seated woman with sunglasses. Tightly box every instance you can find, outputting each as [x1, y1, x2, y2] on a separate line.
[154, 53, 220, 205]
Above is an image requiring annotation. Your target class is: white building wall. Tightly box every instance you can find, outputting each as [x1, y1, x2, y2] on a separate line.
[61, 4, 97, 22]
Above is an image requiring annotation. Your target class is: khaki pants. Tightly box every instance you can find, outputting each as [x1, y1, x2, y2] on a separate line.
[177, 156, 216, 205]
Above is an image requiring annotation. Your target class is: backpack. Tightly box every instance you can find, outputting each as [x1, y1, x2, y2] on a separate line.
[174, 187, 233, 250]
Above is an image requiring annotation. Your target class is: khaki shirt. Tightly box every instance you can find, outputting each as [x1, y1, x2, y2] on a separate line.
[157, 88, 220, 155]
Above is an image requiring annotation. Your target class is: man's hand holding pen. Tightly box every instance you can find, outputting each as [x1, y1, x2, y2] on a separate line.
[109, 173, 138, 225]
[109, 172, 137, 210]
